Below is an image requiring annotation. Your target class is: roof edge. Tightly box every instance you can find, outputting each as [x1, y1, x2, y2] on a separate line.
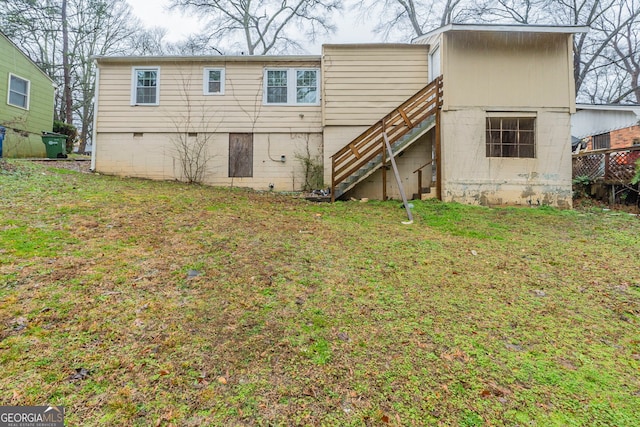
[0, 31, 55, 84]
[576, 103, 640, 112]
[322, 43, 427, 48]
[94, 54, 322, 64]
[413, 23, 590, 44]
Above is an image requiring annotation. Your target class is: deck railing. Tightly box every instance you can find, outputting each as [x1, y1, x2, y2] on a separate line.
[330, 76, 443, 201]
[572, 146, 640, 183]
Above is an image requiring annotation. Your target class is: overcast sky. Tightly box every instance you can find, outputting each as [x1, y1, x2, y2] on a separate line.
[126, 0, 377, 54]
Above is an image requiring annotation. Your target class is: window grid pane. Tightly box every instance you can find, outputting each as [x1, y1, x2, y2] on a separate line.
[267, 70, 288, 103]
[485, 117, 535, 158]
[207, 70, 222, 93]
[136, 70, 157, 104]
[296, 70, 317, 103]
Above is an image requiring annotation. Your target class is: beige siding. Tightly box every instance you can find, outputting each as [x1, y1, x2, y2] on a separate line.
[322, 125, 368, 184]
[96, 60, 322, 134]
[440, 109, 572, 207]
[322, 44, 430, 126]
[95, 131, 323, 191]
[443, 32, 573, 111]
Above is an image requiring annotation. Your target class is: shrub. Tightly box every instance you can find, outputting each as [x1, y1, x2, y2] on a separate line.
[53, 121, 78, 154]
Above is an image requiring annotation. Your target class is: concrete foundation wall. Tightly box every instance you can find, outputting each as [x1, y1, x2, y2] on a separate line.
[440, 109, 572, 208]
[95, 132, 323, 192]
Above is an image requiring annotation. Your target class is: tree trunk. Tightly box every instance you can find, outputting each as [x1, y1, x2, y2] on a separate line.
[62, 0, 73, 126]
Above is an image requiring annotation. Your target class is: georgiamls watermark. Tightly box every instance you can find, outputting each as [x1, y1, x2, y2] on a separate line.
[0, 406, 64, 427]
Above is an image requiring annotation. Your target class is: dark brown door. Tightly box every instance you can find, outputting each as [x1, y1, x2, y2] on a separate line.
[229, 133, 253, 177]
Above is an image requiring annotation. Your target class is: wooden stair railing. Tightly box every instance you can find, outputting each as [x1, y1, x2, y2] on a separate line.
[331, 76, 443, 202]
[413, 160, 434, 199]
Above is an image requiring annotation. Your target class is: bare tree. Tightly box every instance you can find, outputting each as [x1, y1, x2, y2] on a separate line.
[547, 0, 640, 100]
[353, 0, 481, 40]
[609, 0, 640, 102]
[128, 27, 170, 56]
[1, 0, 143, 152]
[69, 0, 140, 152]
[483, 0, 552, 23]
[354, 0, 640, 103]
[168, 0, 341, 54]
[62, 0, 72, 124]
[170, 72, 219, 184]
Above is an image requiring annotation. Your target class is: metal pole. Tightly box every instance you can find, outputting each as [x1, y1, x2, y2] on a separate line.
[383, 132, 413, 225]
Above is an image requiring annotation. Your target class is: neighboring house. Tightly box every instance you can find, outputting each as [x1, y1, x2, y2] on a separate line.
[0, 32, 55, 158]
[571, 104, 640, 151]
[571, 104, 640, 187]
[93, 24, 586, 207]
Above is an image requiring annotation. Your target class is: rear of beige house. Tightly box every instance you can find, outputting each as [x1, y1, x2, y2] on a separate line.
[93, 24, 586, 207]
[94, 56, 324, 190]
[415, 24, 586, 207]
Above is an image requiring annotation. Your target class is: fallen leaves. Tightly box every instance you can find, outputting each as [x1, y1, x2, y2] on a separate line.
[440, 348, 471, 363]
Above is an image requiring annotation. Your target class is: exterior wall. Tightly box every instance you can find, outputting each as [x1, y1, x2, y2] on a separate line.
[438, 30, 575, 208]
[94, 131, 322, 191]
[585, 125, 640, 151]
[440, 109, 572, 208]
[95, 57, 324, 190]
[322, 44, 430, 126]
[611, 125, 640, 149]
[322, 125, 368, 185]
[0, 34, 54, 158]
[96, 60, 322, 134]
[443, 32, 574, 112]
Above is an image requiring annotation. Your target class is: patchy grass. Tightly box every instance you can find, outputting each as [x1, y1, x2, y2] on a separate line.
[1, 160, 639, 426]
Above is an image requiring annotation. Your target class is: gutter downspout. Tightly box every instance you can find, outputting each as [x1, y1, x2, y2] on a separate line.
[90, 61, 99, 171]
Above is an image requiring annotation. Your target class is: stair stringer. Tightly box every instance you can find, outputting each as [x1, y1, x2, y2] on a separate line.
[334, 115, 436, 199]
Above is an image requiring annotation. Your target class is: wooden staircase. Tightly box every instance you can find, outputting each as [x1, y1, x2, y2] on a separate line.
[330, 76, 443, 202]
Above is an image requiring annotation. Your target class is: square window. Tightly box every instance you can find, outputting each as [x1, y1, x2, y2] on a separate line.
[486, 116, 536, 158]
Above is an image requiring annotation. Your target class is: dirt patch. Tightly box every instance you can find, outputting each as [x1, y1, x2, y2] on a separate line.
[28, 159, 92, 173]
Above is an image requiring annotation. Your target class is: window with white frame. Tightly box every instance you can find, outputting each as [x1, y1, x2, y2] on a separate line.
[132, 67, 159, 105]
[203, 68, 225, 95]
[8, 73, 30, 109]
[486, 115, 536, 158]
[264, 68, 319, 105]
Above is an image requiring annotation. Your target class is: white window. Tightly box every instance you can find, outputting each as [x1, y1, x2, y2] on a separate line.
[131, 67, 160, 105]
[8, 73, 30, 110]
[203, 68, 225, 95]
[264, 68, 319, 105]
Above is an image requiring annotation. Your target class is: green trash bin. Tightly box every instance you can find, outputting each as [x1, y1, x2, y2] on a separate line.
[41, 132, 68, 158]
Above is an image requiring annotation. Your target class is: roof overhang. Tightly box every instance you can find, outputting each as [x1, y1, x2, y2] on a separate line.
[322, 43, 427, 49]
[575, 103, 640, 114]
[94, 54, 321, 64]
[413, 23, 590, 44]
